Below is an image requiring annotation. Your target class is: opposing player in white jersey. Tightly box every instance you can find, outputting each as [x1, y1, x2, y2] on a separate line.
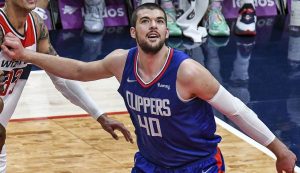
[0, 0, 133, 172]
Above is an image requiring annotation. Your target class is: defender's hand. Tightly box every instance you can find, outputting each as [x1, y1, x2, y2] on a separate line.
[1, 32, 26, 60]
[97, 114, 133, 143]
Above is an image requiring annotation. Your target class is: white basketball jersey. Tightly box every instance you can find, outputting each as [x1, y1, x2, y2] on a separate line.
[0, 9, 37, 127]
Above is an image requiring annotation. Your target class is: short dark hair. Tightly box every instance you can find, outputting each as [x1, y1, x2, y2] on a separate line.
[130, 3, 167, 27]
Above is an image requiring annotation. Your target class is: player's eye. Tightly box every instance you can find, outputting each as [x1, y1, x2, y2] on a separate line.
[141, 19, 149, 24]
[157, 19, 165, 24]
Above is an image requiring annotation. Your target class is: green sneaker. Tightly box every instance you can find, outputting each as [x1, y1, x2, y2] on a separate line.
[204, 7, 230, 37]
[162, 2, 182, 36]
[167, 21, 182, 36]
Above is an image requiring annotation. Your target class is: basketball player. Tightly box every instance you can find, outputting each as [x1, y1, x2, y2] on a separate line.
[0, 0, 133, 172]
[2, 3, 297, 173]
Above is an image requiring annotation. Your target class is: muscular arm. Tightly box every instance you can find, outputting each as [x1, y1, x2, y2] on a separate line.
[31, 11, 113, 81]
[177, 59, 275, 144]
[177, 59, 219, 101]
[20, 48, 127, 81]
[31, 14, 128, 81]
[177, 59, 296, 172]
[22, 13, 133, 143]
[2, 13, 128, 81]
[29, 13, 104, 119]
[178, 59, 275, 143]
[34, 10, 56, 55]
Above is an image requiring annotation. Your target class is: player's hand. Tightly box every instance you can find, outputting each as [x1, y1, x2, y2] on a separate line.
[0, 124, 6, 153]
[276, 148, 297, 173]
[97, 114, 133, 143]
[1, 32, 26, 60]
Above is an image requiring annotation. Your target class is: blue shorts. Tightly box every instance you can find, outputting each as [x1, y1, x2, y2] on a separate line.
[131, 148, 225, 173]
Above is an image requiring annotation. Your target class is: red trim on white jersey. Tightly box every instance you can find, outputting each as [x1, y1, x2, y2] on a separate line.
[134, 48, 174, 88]
[0, 9, 37, 48]
[0, 9, 37, 127]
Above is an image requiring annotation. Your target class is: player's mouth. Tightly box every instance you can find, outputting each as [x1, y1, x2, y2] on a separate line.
[147, 32, 160, 42]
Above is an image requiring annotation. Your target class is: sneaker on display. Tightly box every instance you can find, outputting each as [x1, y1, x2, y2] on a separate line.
[203, 7, 230, 37]
[235, 3, 257, 36]
[162, 1, 182, 36]
[84, 0, 104, 33]
[33, 7, 48, 20]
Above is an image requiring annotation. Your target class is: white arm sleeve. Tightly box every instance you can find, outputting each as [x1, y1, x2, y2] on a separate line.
[47, 73, 104, 120]
[208, 85, 275, 146]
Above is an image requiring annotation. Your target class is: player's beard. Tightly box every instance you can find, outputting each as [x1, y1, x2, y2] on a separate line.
[136, 34, 165, 54]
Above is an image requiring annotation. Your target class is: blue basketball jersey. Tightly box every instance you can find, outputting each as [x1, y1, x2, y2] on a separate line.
[118, 47, 222, 168]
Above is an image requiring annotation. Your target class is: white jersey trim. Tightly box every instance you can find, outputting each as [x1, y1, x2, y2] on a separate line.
[0, 9, 26, 40]
[135, 48, 171, 85]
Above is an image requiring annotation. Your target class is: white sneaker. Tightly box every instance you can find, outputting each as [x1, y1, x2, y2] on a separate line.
[84, 0, 104, 33]
[182, 26, 207, 43]
[33, 7, 48, 20]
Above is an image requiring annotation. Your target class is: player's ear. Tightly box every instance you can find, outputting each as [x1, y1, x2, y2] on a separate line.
[165, 28, 169, 39]
[130, 27, 136, 39]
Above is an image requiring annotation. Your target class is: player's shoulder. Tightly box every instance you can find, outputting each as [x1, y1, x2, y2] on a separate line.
[30, 10, 43, 24]
[30, 9, 47, 33]
[111, 49, 129, 55]
[179, 59, 201, 73]
[102, 49, 129, 69]
[177, 59, 206, 83]
[108, 49, 129, 59]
